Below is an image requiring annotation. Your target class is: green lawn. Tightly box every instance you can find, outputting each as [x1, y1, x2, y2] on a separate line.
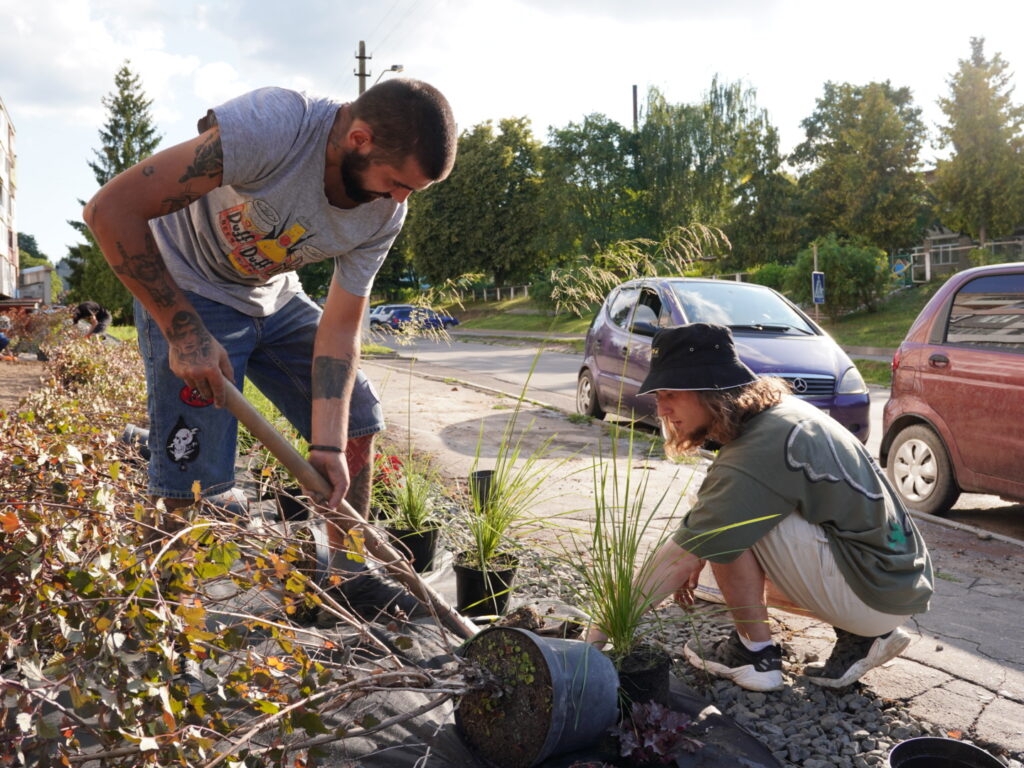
[454, 296, 594, 334]
[817, 281, 944, 348]
[851, 358, 892, 388]
[459, 281, 945, 350]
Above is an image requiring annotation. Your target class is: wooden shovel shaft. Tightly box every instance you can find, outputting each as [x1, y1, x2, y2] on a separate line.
[222, 380, 477, 640]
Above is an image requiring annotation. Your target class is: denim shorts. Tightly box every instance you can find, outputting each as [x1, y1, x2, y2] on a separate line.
[135, 291, 384, 499]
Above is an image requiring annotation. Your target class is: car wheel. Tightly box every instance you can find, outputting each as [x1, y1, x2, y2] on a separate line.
[886, 424, 960, 515]
[577, 369, 605, 419]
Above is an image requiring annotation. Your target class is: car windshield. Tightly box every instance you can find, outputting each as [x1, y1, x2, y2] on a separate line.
[669, 282, 815, 334]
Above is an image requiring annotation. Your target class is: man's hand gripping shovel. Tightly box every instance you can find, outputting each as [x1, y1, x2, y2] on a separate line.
[221, 378, 478, 640]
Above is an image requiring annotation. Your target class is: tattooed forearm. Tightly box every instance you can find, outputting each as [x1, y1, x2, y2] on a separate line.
[178, 130, 223, 183]
[112, 236, 177, 308]
[166, 312, 215, 363]
[312, 356, 353, 400]
[160, 183, 204, 216]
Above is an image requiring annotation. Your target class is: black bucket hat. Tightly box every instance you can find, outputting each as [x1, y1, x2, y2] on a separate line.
[638, 323, 757, 394]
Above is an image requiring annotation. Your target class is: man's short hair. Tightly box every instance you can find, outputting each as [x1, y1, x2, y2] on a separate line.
[350, 78, 456, 181]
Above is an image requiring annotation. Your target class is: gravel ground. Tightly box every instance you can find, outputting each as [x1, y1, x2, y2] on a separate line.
[509, 546, 1023, 768]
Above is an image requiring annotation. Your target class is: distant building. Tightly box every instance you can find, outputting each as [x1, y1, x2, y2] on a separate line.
[18, 264, 53, 303]
[0, 94, 16, 299]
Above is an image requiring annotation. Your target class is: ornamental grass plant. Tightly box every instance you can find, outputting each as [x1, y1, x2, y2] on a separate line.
[564, 432, 694, 667]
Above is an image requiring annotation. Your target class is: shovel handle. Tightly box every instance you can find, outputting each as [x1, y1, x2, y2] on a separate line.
[222, 380, 477, 640]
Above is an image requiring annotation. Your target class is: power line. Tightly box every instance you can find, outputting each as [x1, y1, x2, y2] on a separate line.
[373, 0, 423, 52]
[365, 0, 405, 45]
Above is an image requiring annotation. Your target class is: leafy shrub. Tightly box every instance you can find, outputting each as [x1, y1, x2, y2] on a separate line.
[610, 700, 702, 764]
[745, 262, 792, 293]
[785, 234, 889, 323]
[968, 247, 1004, 267]
[1, 336, 476, 766]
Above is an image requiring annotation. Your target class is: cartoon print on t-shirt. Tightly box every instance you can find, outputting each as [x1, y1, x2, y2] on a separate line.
[785, 418, 913, 548]
[166, 417, 201, 471]
[218, 200, 326, 278]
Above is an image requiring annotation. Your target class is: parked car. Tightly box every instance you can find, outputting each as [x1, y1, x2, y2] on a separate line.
[880, 262, 1024, 514]
[369, 303, 414, 327]
[577, 277, 871, 442]
[383, 306, 459, 331]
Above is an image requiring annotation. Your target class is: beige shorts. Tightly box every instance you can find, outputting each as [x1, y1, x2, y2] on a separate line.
[752, 512, 910, 637]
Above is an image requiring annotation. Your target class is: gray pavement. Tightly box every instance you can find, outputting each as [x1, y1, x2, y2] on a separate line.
[364, 351, 1024, 762]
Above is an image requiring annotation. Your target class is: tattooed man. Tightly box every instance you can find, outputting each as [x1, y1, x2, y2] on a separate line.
[85, 80, 456, 618]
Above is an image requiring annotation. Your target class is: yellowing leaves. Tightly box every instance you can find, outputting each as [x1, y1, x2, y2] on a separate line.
[1, 511, 19, 533]
[343, 529, 366, 563]
[177, 598, 206, 628]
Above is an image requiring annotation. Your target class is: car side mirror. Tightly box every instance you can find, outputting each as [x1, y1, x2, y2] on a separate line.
[629, 321, 658, 337]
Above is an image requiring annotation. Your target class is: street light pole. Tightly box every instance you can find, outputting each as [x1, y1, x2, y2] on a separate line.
[374, 64, 404, 85]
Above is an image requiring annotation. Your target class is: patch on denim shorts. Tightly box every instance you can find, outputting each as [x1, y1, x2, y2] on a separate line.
[166, 417, 201, 470]
[179, 385, 214, 408]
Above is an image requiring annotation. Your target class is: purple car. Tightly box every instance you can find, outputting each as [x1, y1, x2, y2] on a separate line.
[576, 277, 871, 443]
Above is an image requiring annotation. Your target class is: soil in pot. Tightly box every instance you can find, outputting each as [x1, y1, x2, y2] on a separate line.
[385, 524, 440, 573]
[454, 551, 518, 617]
[616, 644, 671, 709]
[456, 627, 619, 768]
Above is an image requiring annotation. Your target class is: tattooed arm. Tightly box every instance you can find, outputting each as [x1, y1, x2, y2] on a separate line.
[83, 127, 234, 406]
[307, 278, 369, 509]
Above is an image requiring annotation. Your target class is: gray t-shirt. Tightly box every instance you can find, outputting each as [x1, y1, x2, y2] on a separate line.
[150, 87, 405, 316]
[673, 396, 933, 616]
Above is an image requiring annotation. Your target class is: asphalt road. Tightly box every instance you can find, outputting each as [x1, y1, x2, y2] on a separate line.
[378, 334, 1024, 540]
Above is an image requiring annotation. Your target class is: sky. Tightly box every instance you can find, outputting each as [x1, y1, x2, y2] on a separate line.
[2, 0, 1023, 264]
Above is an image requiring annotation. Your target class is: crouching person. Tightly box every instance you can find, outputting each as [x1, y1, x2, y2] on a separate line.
[590, 323, 933, 692]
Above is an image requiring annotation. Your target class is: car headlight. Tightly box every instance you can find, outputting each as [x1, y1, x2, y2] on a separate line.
[837, 366, 868, 394]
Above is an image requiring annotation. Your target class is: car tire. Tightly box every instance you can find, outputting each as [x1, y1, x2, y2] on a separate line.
[886, 424, 960, 515]
[577, 369, 605, 420]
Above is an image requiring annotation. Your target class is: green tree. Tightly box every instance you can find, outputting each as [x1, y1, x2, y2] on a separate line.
[724, 120, 803, 268]
[785, 234, 890, 323]
[635, 78, 787, 258]
[791, 81, 929, 253]
[405, 117, 547, 285]
[540, 114, 643, 261]
[18, 233, 63, 301]
[934, 37, 1024, 244]
[66, 61, 162, 321]
[17, 233, 47, 263]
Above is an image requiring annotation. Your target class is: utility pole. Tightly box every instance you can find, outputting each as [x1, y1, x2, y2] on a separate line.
[632, 85, 638, 132]
[355, 40, 371, 94]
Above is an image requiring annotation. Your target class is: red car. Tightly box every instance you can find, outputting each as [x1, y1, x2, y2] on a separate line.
[881, 262, 1024, 514]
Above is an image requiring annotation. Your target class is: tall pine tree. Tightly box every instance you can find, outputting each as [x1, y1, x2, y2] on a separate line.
[65, 61, 161, 320]
[934, 37, 1024, 244]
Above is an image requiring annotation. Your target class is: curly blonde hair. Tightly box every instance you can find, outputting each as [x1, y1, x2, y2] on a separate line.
[662, 377, 791, 459]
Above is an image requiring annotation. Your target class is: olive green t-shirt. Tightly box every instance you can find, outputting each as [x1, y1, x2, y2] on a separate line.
[673, 396, 933, 616]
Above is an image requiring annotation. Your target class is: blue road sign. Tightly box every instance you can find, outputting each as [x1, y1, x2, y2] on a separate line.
[812, 271, 825, 304]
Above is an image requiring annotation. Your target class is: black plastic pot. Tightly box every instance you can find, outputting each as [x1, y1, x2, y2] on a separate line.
[469, 469, 495, 509]
[888, 737, 1003, 768]
[457, 626, 619, 768]
[616, 644, 672, 708]
[453, 552, 517, 617]
[276, 485, 309, 521]
[386, 525, 440, 573]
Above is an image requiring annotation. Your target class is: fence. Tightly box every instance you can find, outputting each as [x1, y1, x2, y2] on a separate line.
[900, 238, 1024, 284]
[463, 285, 531, 302]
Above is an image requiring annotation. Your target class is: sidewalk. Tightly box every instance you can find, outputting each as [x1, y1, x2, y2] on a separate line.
[364, 357, 1024, 763]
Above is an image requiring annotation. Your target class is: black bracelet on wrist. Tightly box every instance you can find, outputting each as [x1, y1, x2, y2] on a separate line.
[309, 444, 343, 453]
